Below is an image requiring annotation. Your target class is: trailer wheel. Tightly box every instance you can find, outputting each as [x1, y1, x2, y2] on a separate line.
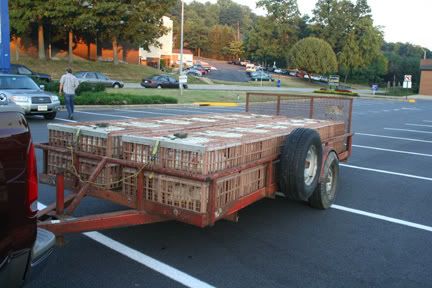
[309, 151, 339, 209]
[278, 128, 322, 201]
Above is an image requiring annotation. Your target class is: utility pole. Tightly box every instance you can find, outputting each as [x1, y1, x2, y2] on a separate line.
[237, 21, 240, 41]
[179, 0, 185, 95]
[0, 0, 11, 73]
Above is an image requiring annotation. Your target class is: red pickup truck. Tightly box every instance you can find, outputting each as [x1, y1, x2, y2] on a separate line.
[0, 96, 55, 287]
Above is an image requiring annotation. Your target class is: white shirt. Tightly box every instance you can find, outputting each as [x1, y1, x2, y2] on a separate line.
[60, 73, 80, 95]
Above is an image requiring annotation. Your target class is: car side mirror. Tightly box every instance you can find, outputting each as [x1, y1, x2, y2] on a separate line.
[39, 85, 45, 90]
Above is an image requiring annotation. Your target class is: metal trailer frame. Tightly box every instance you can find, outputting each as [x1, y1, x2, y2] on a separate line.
[36, 94, 353, 237]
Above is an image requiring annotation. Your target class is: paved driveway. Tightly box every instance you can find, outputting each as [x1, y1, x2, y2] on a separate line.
[27, 100, 432, 288]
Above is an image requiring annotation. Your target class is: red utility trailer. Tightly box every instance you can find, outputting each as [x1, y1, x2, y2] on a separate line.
[36, 93, 353, 236]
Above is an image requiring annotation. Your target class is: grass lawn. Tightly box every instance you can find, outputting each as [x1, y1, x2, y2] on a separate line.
[107, 88, 247, 103]
[106, 88, 318, 104]
[212, 76, 323, 89]
[11, 55, 207, 84]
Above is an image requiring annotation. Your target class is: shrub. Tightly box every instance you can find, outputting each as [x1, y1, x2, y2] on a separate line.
[59, 92, 178, 105]
[42, 80, 105, 95]
[314, 89, 358, 96]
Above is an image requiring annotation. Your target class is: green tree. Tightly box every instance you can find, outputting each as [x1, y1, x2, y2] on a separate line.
[338, 32, 362, 82]
[256, 0, 300, 23]
[288, 37, 338, 79]
[9, 0, 50, 60]
[48, 0, 84, 64]
[222, 41, 244, 60]
[207, 25, 236, 59]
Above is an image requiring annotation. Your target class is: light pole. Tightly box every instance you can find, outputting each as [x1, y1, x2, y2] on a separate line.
[179, 0, 185, 94]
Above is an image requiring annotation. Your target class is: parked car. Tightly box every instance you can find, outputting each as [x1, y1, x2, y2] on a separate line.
[274, 68, 283, 74]
[191, 65, 208, 75]
[245, 63, 256, 75]
[10, 64, 51, 82]
[0, 97, 55, 287]
[186, 68, 203, 77]
[74, 71, 124, 88]
[0, 74, 61, 120]
[141, 75, 188, 89]
[250, 71, 273, 81]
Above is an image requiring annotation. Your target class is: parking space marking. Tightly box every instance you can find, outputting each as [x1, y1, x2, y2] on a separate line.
[331, 205, 432, 233]
[423, 120, 432, 123]
[273, 194, 432, 233]
[340, 164, 432, 181]
[406, 123, 432, 128]
[36, 202, 215, 288]
[384, 128, 432, 134]
[352, 144, 432, 157]
[84, 232, 216, 288]
[114, 109, 179, 116]
[55, 118, 78, 123]
[76, 111, 136, 119]
[356, 133, 432, 144]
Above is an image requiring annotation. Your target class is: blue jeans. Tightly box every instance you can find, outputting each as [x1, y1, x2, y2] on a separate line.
[64, 94, 75, 117]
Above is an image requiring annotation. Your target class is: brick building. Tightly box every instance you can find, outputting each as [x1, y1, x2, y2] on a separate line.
[420, 59, 432, 96]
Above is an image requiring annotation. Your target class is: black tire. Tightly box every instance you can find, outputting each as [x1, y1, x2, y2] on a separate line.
[309, 151, 339, 209]
[183, 84, 188, 89]
[157, 85, 162, 89]
[113, 83, 121, 88]
[278, 128, 322, 201]
[43, 112, 57, 120]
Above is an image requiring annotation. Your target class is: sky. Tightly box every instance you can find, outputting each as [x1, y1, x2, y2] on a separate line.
[186, 0, 432, 50]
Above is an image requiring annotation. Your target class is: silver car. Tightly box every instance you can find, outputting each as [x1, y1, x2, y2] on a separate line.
[0, 74, 61, 120]
[74, 71, 124, 88]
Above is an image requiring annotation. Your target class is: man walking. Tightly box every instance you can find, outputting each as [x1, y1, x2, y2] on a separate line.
[59, 68, 79, 119]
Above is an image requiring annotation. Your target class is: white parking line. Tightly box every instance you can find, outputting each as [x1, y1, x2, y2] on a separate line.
[384, 128, 432, 134]
[55, 118, 78, 123]
[406, 123, 432, 128]
[114, 109, 179, 116]
[340, 164, 432, 181]
[356, 133, 432, 144]
[331, 205, 432, 232]
[76, 111, 136, 119]
[273, 194, 432, 233]
[84, 232, 216, 288]
[423, 120, 432, 123]
[36, 202, 215, 288]
[352, 144, 432, 157]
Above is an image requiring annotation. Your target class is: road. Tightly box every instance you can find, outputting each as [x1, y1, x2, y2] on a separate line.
[27, 99, 432, 288]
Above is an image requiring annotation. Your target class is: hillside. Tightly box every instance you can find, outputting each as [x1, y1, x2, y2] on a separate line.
[11, 55, 165, 82]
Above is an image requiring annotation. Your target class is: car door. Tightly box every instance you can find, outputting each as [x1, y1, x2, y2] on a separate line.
[168, 76, 178, 88]
[160, 76, 170, 88]
[83, 72, 98, 85]
[96, 73, 112, 87]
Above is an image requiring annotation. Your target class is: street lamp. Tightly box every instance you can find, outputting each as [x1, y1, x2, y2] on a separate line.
[179, 0, 185, 93]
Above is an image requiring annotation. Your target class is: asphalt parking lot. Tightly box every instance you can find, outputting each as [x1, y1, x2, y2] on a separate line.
[26, 98, 432, 288]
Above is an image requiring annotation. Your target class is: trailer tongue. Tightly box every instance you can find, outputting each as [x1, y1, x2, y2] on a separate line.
[36, 93, 353, 236]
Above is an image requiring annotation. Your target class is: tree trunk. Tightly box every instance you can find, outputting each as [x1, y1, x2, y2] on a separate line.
[87, 39, 91, 60]
[14, 37, 20, 61]
[112, 36, 119, 65]
[37, 17, 46, 60]
[197, 47, 201, 58]
[344, 69, 350, 83]
[68, 31, 73, 64]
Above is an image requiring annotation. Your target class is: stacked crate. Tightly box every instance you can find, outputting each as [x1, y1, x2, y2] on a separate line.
[46, 113, 281, 190]
[121, 117, 346, 213]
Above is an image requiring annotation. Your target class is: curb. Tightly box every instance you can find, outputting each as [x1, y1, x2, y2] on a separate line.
[194, 102, 239, 107]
